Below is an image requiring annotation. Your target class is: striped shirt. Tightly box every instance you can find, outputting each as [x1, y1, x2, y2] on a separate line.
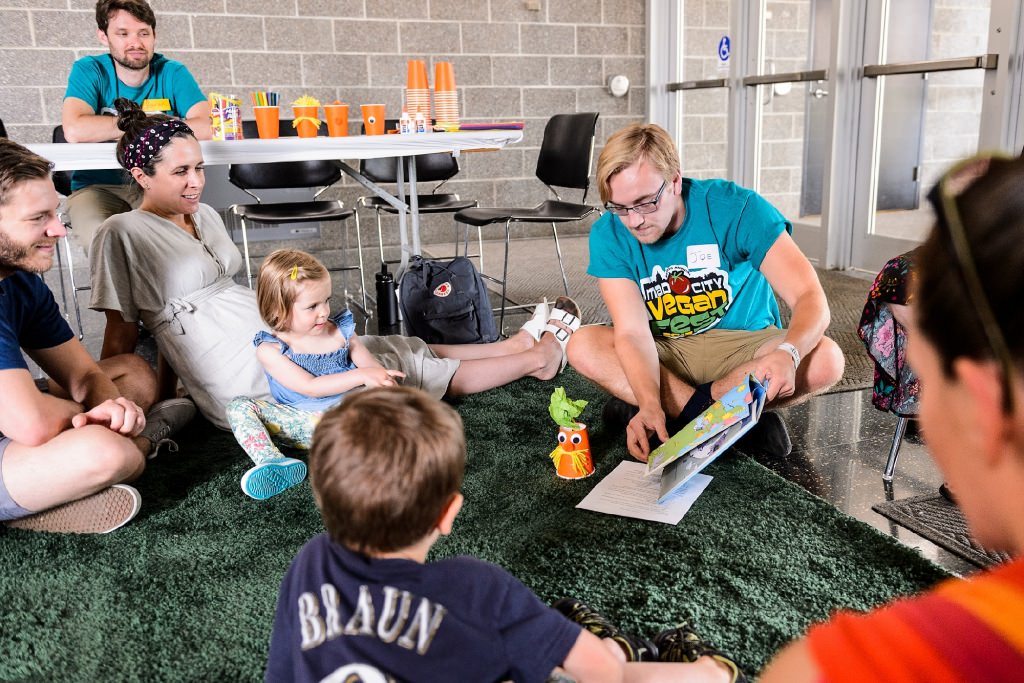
[807, 557, 1024, 682]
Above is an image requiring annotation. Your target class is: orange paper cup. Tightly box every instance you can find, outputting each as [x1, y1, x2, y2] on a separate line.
[434, 61, 456, 92]
[552, 423, 594, 479]
[292, 105, 320, 138]
[361, 104, 386, 135]
[324, 104, 349, 137]
[407, 59, 429, 90]
[253, 105, 280, 139]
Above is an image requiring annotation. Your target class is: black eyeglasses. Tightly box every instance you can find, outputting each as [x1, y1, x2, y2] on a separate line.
[929, 153, 1016, 414]
[604, 180, 668, 217]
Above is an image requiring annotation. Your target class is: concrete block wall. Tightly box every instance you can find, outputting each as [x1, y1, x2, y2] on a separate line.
[0, 0, 647, 256]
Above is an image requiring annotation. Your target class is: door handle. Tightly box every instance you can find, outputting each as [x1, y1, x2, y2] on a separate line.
[810, 87, 829, 98]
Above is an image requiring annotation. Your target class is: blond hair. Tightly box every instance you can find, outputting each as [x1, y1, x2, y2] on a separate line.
[596, 123, 680, 204]
[310, 387, 466, 554]
[256, 249, 330, 331]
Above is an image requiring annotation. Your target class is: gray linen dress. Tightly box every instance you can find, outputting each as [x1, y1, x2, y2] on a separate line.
[90, 204, 272, 429]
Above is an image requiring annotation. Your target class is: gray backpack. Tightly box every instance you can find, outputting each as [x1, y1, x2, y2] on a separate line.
[399, 256, 499, 344]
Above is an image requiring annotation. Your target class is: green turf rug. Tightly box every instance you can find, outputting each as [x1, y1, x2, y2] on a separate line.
[0, 368, 948, 680]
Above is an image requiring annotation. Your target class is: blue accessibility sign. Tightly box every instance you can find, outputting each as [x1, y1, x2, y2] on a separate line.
[718, 36, 731, 62]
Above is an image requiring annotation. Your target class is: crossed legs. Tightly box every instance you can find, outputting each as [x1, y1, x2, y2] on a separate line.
[567, 325, 844, 413]
[4, 353, 158, 516]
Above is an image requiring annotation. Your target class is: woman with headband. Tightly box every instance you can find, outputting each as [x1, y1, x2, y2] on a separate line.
[759, 154, 1024, 680]
[90, 99, 580, 432]
[90, 98, 272, 429]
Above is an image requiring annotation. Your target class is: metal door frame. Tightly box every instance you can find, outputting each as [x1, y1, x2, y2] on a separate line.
[649, 0, 1024, 271]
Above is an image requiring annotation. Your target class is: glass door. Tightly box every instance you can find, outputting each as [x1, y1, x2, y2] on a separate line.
[849, 0, 997, 272]
[740, 0, 833, 263]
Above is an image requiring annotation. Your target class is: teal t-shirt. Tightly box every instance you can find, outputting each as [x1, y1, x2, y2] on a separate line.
[587, 178, 791, 338]
[63, 53, 206, 190]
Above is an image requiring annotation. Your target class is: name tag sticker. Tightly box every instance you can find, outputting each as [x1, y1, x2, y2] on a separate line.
[686, 244, 721, 270]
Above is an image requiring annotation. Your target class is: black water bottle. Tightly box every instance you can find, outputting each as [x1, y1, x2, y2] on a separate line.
[375, 262, 401, 335]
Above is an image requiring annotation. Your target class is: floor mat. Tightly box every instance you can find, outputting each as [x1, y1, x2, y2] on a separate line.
[872, 494, 1010, 569]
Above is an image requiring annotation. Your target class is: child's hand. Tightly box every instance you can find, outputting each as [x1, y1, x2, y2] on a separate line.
[361, 367, 406, 388]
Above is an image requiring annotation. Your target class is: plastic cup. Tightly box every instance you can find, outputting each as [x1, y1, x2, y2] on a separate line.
[434, 61, 456, 92]
[361, 104, 386, 135]
[253, 105, 280, 139]
[324, 104, 349, 137]
[292, 105, 320, 138]
[406, 59, 429, 90]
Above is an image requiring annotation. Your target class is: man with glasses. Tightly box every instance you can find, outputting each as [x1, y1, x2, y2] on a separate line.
[567, 123, 844, 462]
[60, 0, 211, 255]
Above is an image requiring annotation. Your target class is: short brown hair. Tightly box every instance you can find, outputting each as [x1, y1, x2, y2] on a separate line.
[256, 249, 330, 332]
[310, 387, 466, 554]
[96, 0, 156, 32]
[0, 138, 53, 211]
[597, 123, 680, 204]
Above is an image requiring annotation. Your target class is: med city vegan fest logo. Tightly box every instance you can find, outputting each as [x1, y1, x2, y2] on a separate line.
[641, 264, 732, 336]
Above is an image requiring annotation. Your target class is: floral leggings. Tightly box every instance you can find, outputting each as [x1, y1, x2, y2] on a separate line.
[226, 397, 323, 465]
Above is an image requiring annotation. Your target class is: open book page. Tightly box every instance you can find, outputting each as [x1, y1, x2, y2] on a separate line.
[645, 376, 756, 476]
[657, 376, 768, 503]
[576, 461, 713, 524]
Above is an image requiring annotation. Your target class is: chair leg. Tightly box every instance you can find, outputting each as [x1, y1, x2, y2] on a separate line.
[351, 216, 367, 315]
[375, 207, 386, 268]
[498, 219, 512, 335]
[61, 236, 86, 341]
[239, 217, 254, 289]
[883, 415, 909, 483]
[550, 222, 570, 297]
[476, 226, 485, 275]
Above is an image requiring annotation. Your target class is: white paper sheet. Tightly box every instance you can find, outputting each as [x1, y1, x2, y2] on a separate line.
[575, 461, 712, 525]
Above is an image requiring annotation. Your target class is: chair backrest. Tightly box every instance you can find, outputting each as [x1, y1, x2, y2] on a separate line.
[0, 118, 6, 138]
[535, 112, 599, 193]
[359, 120, 461, 185]
[51, 125, 74, 197]
[230, 119, 340, 191]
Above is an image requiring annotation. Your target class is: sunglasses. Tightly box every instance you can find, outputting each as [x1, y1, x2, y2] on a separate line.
[928, 152, 1017, 414]
[604, 180, 668, 217]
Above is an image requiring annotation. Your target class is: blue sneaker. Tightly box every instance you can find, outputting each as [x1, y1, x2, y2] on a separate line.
[240, 458, 307, 500]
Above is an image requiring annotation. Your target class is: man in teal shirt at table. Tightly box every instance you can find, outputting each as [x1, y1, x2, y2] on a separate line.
[61, 0, 211, 255]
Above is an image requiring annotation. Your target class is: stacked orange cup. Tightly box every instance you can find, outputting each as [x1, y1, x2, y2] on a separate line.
[406, 60, 431, 125]
[433, 62, 459, 131]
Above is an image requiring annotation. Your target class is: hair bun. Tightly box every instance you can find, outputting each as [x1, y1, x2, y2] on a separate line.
[113, 98, 147, 133]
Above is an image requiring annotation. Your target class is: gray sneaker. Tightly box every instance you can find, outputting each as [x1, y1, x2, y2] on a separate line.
[5, 484, 142, 534]
[141, 398, 196, 458]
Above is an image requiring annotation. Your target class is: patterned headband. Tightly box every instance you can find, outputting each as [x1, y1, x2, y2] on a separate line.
[123, 118, 194, 170]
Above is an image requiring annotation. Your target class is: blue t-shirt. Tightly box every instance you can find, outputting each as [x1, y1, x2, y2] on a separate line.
[0, 272, 75, 370]
[588, 178, 790, 337]
[254, 310, 358, 413]
[63, 53, 206, 190]
[266, 535, 581, 683]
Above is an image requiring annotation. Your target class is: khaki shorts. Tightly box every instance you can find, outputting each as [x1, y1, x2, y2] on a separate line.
[359, 334, 460, 399]
[654, 327, 784, 386]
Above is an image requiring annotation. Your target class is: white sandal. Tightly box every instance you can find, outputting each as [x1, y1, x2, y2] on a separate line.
[543, 296, 582, 372]
[520, 298, 550, 342]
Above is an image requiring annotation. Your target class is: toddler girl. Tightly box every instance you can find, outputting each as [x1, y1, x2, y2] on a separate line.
[227, 249, 404, 499]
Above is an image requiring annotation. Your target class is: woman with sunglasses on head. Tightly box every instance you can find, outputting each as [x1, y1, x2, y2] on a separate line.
[90, 99, 579, 432]
[760, 153, 1024, 681]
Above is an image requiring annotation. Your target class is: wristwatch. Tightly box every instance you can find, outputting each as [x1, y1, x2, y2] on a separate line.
[777, 342, 801, 370]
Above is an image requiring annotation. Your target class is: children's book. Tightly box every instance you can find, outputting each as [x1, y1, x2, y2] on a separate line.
[646, 374, 768, 503]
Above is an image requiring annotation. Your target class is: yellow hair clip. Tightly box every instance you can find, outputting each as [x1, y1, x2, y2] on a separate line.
[289, 266, 299, 280]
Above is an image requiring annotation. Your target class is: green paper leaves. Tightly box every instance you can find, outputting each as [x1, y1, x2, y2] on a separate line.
[549, 386, 588, 429]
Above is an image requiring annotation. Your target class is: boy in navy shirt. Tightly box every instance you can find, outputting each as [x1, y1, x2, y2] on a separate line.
[267, 387, 743, 682]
